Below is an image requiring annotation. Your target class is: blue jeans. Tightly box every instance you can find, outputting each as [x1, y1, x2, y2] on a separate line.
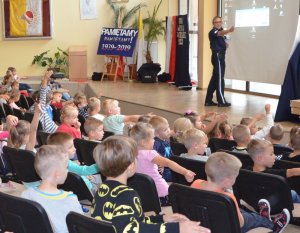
[291, 190, 300, 203]
[240, 209, 274, 233]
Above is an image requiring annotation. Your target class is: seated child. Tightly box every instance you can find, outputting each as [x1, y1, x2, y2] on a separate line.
[84, 117, 104, 141]
[57, 105, 81, 139]
[183, 110, 227, 135]
[74, 93, 88, 119]
[21, 145, 83, 233]
[180, 128, 209, 162]
[130, 123, 195, 206]
[2, 73, 13, 92]
[171, 117, 194, 143]
[279, 132, 300, 163]
[269, 124, 292, 154]
[149, 116, 174, 182]
[247, 139, 300, 203]
[91, 135, 210, 233]
[192, 152, 290, 233]
[11, 81, 28, 97]
[51, 89, 72, 110]
[88, 97, 105, 121]
[8, 104, 41, 153]
[232, 125, 251, 154]
[47, 132, 101, 193]
[0, 86, 9, 104]
[102, 99, 141, 135]
[208, 120, 233, 140]
[138, 115, 152, 123]
[7, 66, 33, 93]
[8, 89, 26, 112]
[240, 104, 274, 140]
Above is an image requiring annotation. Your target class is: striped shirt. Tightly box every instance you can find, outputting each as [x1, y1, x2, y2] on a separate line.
[39, 86, 58, 133]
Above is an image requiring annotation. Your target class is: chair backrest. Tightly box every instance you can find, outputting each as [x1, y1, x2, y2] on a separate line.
[36, 131, 51, 147]
[208, 138, 237, 153]
[127, 173, 161, 214]
[273, 144, 293, 155]
[170, 141, 187, 156]
[3, 146, 40, 183]
[58, 172, 93, 202]
[170, 156, 206, 185]
[24, 112, 43, 130]
[0, 192, 54, 233]
[233, 169, 294, 215]
[12, 108, 25, 120]
[19, 94, 30, 110]
[74, 138, 100, 165]
[221, 150, 254, 169]
[66, 211, 115, 233]
[0, 103, 6, 119]
[102, 130, 115, 141]
[2, 103, 14, 116]
[50, 105, 61, 124]
[273, 159, 300, 194]
[77, 114, 86, 136]
[169, 183, 241, 233]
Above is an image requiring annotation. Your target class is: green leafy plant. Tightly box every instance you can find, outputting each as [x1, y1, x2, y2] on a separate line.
[143, 0, 165, 63]
[32, 47, 69, 73]
[106, 0, 146, 28]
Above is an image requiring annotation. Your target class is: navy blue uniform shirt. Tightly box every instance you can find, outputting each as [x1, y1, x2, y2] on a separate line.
[209, 27, 226, 52]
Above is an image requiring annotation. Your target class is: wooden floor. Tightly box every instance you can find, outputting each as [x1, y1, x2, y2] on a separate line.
[88, 80, 298, 131]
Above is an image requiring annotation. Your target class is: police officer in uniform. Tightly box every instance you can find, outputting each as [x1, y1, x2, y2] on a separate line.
[205, 16, 234, 107]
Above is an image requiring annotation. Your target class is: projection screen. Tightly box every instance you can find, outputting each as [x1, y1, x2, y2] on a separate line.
[219, 0, 300, 85]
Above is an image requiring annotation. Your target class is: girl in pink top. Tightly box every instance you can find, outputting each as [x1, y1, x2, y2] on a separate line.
[130, 122, 195, 206]
[57, 105, 81, 139]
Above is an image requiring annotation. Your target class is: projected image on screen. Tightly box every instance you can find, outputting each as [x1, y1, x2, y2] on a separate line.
[219, 0, 299, 85]
[235, 8, 269, 27]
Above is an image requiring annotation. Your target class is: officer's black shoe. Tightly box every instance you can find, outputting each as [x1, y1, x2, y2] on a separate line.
[218, 102, 231, 107]
[205, 101, 218, 106]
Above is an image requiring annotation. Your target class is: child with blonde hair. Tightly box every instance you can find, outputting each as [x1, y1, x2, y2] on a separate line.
[8, 89, 26, 112]
[180, 128, 209, 161]
[84, 117, 104, 141]
[171, 117, 194, 143]
[232, 124, 251, 153]
[92, 135, 209, 233]
[88, 97, 105, 121]
[8, 104, 41, 152]
[57, 105, 81, 139]
[21, 145, 83, 233]
[130, 122, 195, 205]
[149, 116, 173, 181]
[192, 152, 290, 233]
[247, 139, 300, 203]
[102, 99, 141, 135]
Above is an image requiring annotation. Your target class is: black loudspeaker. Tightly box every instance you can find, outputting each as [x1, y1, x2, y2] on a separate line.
[137, 63, 161, 83]
[92, 72, 103, 81]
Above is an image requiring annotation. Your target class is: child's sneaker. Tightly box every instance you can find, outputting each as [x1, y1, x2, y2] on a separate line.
[258, 199, 271, 221]
[273, 209, 290, 233]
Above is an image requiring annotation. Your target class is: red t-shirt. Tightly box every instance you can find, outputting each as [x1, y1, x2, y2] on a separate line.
[57, 123, 81, 139]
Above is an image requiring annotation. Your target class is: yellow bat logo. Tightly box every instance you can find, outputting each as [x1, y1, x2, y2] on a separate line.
[112, 205, 134, 217]
[103, 201, 115, 220]
[133, 197, 142, 217]
[98, 183, 110, 197]
[160, 224, 166, 233]
[123, 217, 139, 233]
[95, 216, 103, 221]
[111, 185, 132, 197]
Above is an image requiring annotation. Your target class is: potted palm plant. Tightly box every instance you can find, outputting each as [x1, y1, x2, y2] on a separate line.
[144, 0, 165, 63]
